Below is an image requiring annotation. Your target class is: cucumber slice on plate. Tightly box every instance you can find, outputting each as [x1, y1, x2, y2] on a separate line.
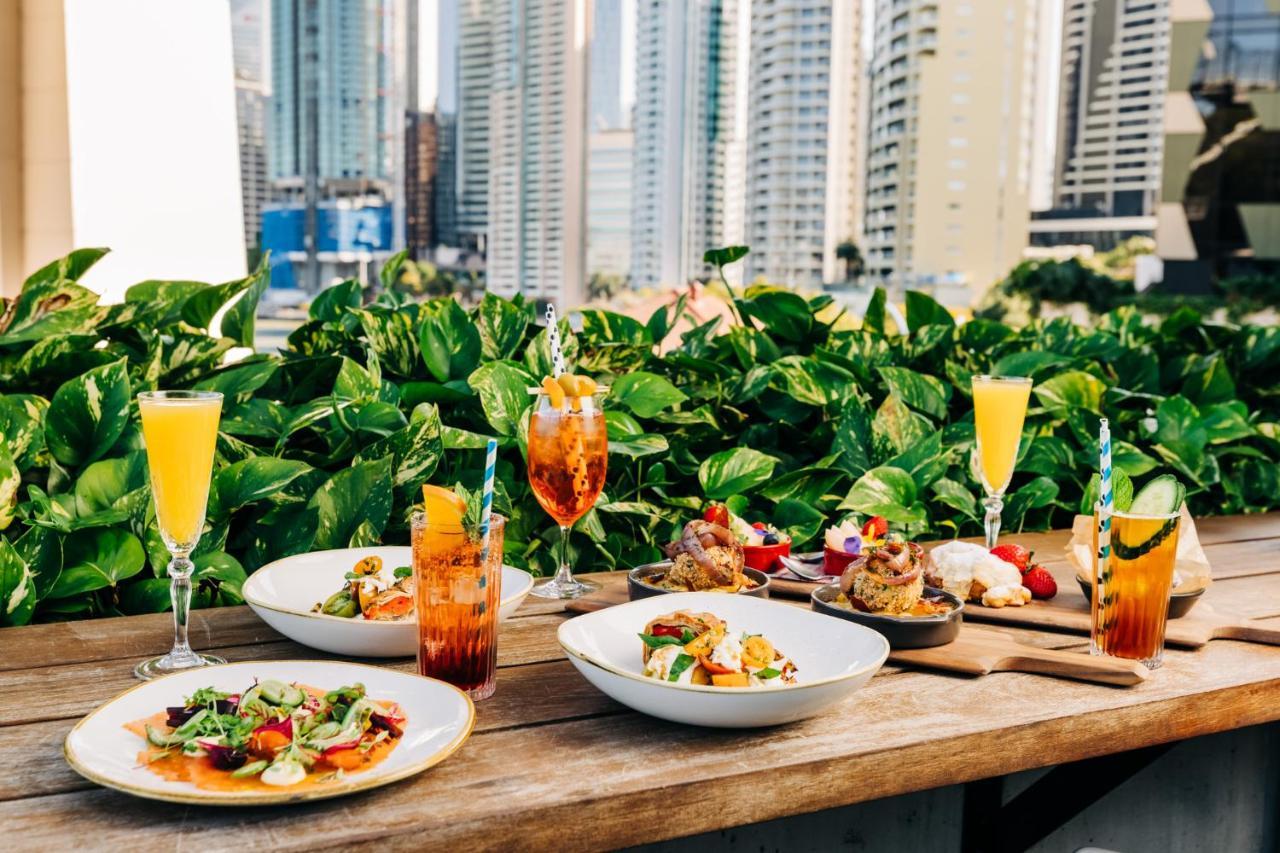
[1113, 475, 1184, 559]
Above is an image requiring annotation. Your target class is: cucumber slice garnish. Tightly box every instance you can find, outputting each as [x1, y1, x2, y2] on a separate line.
[1128, 474, 1185, 517]
[1113, 475, 1184, 559]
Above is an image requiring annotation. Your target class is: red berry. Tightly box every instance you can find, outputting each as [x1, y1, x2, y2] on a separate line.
[1022, 566, 1057, 600]
[990, 544, 1032, 573]
[702, 503, 730, 527]
[861, 516, 888, 539]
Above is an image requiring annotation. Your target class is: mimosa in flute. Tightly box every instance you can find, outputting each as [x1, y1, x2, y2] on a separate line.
[971, 376, 1032, 549]
[135, 390, 223, 680]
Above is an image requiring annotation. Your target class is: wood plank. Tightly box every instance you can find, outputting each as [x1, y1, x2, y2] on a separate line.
[4, 636, 1278, 852]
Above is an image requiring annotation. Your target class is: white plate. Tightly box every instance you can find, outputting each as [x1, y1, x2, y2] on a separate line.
[558, 592, 889, 727]
[63, 660, 474, 805]
[242, 546, 535, 657]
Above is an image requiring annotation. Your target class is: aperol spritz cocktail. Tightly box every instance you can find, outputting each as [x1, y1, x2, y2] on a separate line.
[527, 380, 607, 599]
[412, 510, 504, 700]
[1091, 506, 1181, 669]
[971, 375, 1032, 548]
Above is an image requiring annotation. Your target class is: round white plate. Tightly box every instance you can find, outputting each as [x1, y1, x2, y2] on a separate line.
[558, 591, 889, 728]
[63, 660, 474, 805]
[242, 546, 534, 657]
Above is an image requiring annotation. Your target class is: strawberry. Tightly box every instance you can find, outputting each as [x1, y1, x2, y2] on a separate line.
[1022, 566, 1057, 600]
[990, 543, 1032, 573]
[702, 503, 730, 527]
[861, 515, 888, 540]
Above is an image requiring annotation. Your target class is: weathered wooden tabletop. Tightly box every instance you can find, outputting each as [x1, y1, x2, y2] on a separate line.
[2, 514, 1279, 852]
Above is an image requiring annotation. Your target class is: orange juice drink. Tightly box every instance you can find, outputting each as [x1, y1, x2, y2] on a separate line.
[139, 392, 222, 550]
[972, 376, 1032, 495]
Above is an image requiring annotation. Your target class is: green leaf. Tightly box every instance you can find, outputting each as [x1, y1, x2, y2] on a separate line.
[213, 457, 312, 515]
[0, 537, 36, 626]
[904, 291, 955, 331]
[468, 360, 535, 436]
[419, 298, 482, 382]
[1080, 468, 1134, 514]
[119, 579, 173, 614]
[1005, 477, 1060, 527]
[872, 393, 931, 457]
[992, 350, 1070, 379]
[773, 498, 826, 546]
[355, 307, 420, 377]
[1112, 440, 1159, 477]
[45, 358, 131, 468]
[0, 394, 49, 470]
[15, 525, 62, 599]
[1181, 353, 1235, 406]
[610, 371, 688, 418]
[355, 405, 444, 491]
[309, 280, 363, 321]
[832, 398, 873, 475]
[333, 356, 379, 400]
[862, 287, 887, 334]
[308, 456, 394, 550]
[218, 259, 271, 347]
[0, 442, 19, 531]
[932, 477, 978, 519]
[839, 466, 921, 524]
[379, 249, 411, 291]
[193, 358, 278, 399]
[698, 448, 779, 500]
[703, 245, 749, 269]
[48, 528, 145, 598]
[1201, 402, 1254, 445]
[73, 451, 148, 516]
[193, 551, 248, 602]
[1033, 370, 1106, 414]
[773, 356, 856, 408]
[877, 367, 948, 419]
[474, 292, 530, 360]
[1154, 395, 1207, 466]
[743, 288, 813, 342]
[608, 434, 670, 458]
[759, 467, 849, 506]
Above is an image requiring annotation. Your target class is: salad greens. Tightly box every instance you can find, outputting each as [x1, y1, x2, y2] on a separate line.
[142, 678, 404, 787]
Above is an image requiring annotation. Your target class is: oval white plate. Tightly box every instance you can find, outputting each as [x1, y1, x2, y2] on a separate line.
[558, 592, 889, 728]
[63, 660, 474, 806]
[242, 547, 534, 657]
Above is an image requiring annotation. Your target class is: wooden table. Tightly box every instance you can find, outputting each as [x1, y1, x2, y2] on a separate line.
[2, 514, 1279, 851]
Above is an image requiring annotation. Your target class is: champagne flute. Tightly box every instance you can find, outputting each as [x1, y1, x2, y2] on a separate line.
[135, 390, 224, 680]
[526, 388, 608, 599]
[971, 376, 1032, 548]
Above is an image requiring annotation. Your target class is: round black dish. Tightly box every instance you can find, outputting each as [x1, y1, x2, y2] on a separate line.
[1074, 576, 1204, 619]
[627, 562, 771, 600]
[811, 584, 963, 649]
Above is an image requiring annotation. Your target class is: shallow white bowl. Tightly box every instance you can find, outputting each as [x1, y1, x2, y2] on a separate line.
[64, 660, 474, 805]
[242, 546, 534, 657]
[558, 592, 889, 728]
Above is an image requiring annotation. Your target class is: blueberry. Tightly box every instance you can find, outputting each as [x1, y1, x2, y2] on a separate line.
[763, 532, 779, 545]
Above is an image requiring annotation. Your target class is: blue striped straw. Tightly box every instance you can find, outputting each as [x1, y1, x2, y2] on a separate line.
[480, 438, 498, 541]
[1097, 418, 1113, 614]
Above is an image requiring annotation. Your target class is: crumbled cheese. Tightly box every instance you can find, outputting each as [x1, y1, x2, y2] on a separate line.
[642, 645, 695, 683]
[709, 633, 744, 672]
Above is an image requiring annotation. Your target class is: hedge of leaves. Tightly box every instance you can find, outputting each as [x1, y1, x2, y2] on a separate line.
[1, 248, 1278, 625]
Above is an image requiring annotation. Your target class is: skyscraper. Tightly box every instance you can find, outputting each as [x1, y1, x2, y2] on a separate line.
[590, 0, 627, 130]
[1054, 0, 1169, 223]
[435, 112, 460, 247]
[486, 0, 591, 307]
[456, 0, 494, 250]
[268, 0, 394, 189]
[865, 0, 1038, 300]
[230, 0, 269, 258]
[587, 128, 634, 279]
[631, 0, 749, 289]
[405, 111, 438, 257]
[744, 0, 862, 289]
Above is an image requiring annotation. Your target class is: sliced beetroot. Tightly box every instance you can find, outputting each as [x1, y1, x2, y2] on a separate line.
[370, 711, 403, 737]
[165, 706, 194, 727]
[196, 739, 248, 770]
[321, 740, 362, 758]
[252, 716, 293, 739]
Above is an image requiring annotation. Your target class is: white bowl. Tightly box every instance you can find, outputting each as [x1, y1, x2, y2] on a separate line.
[64, 660, 474, 805]
[558, 592, 889, 727]
[242, 546, 534, 657]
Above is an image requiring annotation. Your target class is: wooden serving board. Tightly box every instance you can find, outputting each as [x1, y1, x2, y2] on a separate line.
[564, 577, 1147, 686]
[961, 564, 1280, 649]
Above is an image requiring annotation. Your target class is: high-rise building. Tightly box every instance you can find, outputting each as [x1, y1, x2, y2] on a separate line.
[1051, 0, 1169, 236]
[865, 0, 1039, 301]
[405, 111, 438, 257]
[268, 0, 394, 189]
[456, 0, 494, 249]
[435, 112, 460, 248]
[590, 0, 627, 130]
[1157, 0, 1280, 291]
[631, 0, 750, 289]
[744, 0, 862, 289]
[486, 0, 591, 307]
[588, 129, 634, 279]
[230, 0, 270, 258]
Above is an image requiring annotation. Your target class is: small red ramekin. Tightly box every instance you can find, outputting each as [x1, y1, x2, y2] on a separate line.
[823, 546, 860, 576]
[742, 540, 791, 573]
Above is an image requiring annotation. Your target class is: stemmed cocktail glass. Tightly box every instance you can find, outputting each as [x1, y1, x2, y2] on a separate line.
[134, 390, 224, 680]
[526, 387, 608, 599]
[971, 376, 1032, 549]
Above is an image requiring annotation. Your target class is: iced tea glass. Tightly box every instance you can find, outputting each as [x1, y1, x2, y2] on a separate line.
[527, 390, 608, 599]
[1090, 504, 1181, 669]
[411, 512, 504, 700]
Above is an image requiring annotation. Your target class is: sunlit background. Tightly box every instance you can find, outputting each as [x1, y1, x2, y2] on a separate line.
[1, 0, 1277, 336]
